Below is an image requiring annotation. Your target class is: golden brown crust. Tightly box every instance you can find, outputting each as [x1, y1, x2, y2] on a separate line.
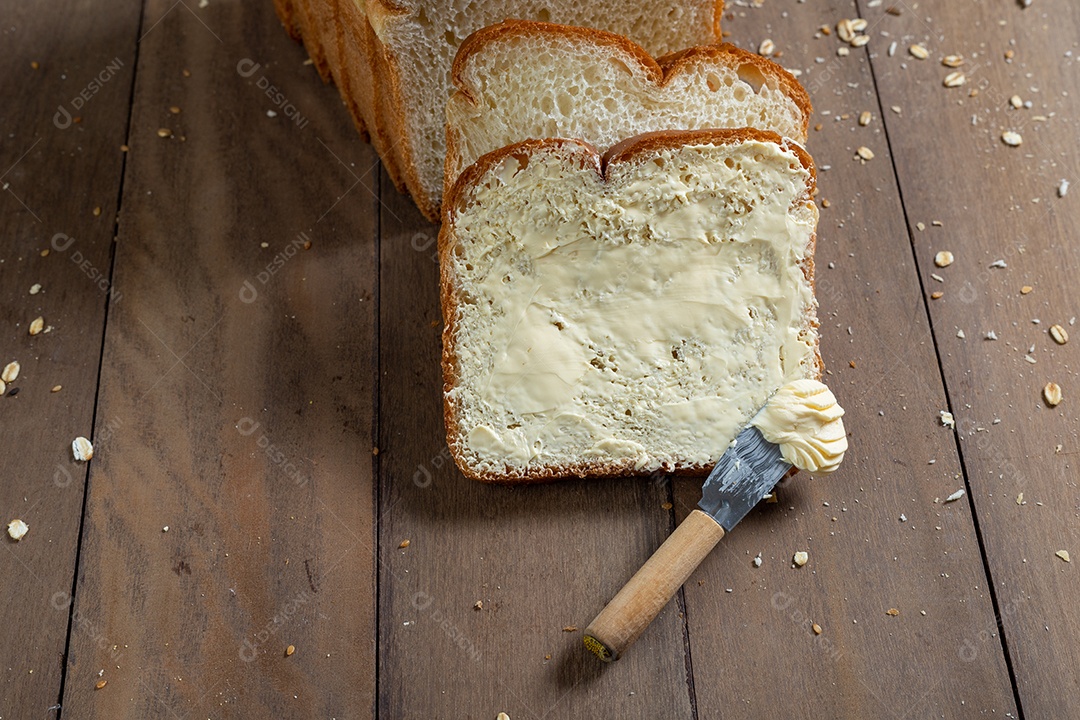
[446, 20, 812, 198]
[441, 130, 821, 483]
[284, 2, 728, 221]
[655, 44, 812, 139]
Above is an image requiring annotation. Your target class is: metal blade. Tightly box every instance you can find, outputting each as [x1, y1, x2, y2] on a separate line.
[698, 425, 792, 532]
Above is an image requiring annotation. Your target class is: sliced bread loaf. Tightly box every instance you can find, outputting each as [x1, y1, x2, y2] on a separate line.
[275, 1, 725, 220]
[445, 21, 811, 194]
[440, 130, 821, 482]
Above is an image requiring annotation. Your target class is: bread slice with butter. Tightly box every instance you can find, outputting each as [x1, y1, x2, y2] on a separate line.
[440, 130, 821, 482]
[445, 20, 811, 195]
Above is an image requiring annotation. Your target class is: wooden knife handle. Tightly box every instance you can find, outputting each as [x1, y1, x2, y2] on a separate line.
[584, 509, 726, 662]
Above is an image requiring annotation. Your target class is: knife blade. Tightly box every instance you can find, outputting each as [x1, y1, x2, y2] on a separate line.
[583, 424, 791, 662]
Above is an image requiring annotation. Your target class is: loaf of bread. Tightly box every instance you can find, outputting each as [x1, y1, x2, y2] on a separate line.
[440, 130, 821, 482]
[445, 20, 811, 193]
[273, 0, 726, 220]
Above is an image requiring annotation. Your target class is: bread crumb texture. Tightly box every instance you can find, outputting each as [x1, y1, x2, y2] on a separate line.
[444, 136, 819, 480]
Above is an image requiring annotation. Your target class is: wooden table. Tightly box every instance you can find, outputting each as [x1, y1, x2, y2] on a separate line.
[2, 0, 1078, 717]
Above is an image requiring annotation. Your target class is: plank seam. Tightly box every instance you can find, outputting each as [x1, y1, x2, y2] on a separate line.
[853, 2, 1026, 716]
[671, 479, 700, 720]
[373, 164, 383, 720]
[53, 1, 147, 715]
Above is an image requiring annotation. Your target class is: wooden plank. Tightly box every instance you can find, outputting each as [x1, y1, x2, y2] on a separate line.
[0, 1, 139, 714]
[670, 3, 1020, 717]
[860, 0, 1080, 714]
[59, 0, 378, 715]
[377, 186, 694, 717]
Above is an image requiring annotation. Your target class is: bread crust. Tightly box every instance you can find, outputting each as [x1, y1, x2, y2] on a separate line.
[445, 19, 811, 198]
[281, 2, 727, 221]
[440, 129, 822, 483]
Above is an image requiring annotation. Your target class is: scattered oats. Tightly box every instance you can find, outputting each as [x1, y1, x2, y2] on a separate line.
[1058, 180, 1070, 198]
[916, 221, 926, 231]
[942, 54, 964, 67]
[931, 273, 945, 283]
[497, 714, 511, 720]
[931, 291, 943, 300]
[899, 514, 907, 522]
[753, 554, 762, 568]
[888, 41, 897, 57]
[285, 644, 295, 656]
[1021, 285, 1033, 295]
[989, 259, 1007, 269]
[2, 361, 20, 383]
[51, 385, 62, 393]
[92, 206, 102, 217]
[398, 539, 410, 549]
[266, 110, 278, 118]
[1002, 131, 1023, 147]
[29, 283, 41, 295]
[0, 380, 5, 395]
[1016, 493, 1024, 505]
[837, 46, 850, 57]
[812, 623, 823, 635]
[793, 551, 809, 567]
[859, 111, 872, 126]
[163, 525, 169, 532]
[857, 146, 875, 161]
[837, 19, 855, 42]
[29, 316, 44, 336]
[7, 519, 28, 541]
[72, 436, 94, 462]
[821, 198, 831, 208]
[758, 38, 776, 57]
[850, 18, 868, 32]
[891, 105, 902, 114]
[851, 35, 870, 48]
[95, 679, 107, 690]
[40, 249, 50, 257]
[562, 625, 578, 632]
[157, 128, 173, 138]
[1004, 49, 1015, 60]
[1056, 550, 1071, 563]
[957, 329, 966, 338]
[886, 608, 900, 616]
[1010, 95, 1024, 109]
[474, 600, 483, 610]
[944, 72, 966, 88]
[170, 106, 181, 114]
[945, 489, 966, 503]
[985, 330, 998, 340]
[1050, 324, 1069, 345]
[934, 251, 954, 267]
[909, 44, 929, 59]
[1043, 382, 1062, 407]
[940, 410, 955, 428]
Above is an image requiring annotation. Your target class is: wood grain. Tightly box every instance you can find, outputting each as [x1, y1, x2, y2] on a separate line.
[671, 3, 1019, 717]
[861, 0, 1080, 714]
[0, 0, 139, 714]
[377, 180, 695, 719]
[57, 0, 378, 715]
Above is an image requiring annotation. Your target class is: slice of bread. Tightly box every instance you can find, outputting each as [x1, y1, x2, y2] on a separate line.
[440, 130, 821, 483]
[445, 21, 811, 195]
[275, 1, 725, 220]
